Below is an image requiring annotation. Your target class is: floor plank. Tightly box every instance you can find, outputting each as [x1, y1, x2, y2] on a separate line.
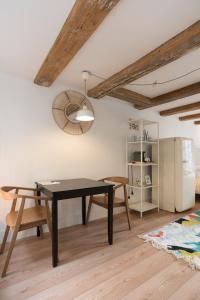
[25, 244, 160, 300]
[123, 261, 195, 300]
[168, 271, 200, 300]
[72, 251, 174, 300]
[0, 237, 143, 300]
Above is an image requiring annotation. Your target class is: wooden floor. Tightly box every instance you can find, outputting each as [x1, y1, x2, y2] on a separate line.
[1, 204, 200, 300]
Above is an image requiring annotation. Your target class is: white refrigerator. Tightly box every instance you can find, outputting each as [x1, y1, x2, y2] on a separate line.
[153, 137, 195, 212]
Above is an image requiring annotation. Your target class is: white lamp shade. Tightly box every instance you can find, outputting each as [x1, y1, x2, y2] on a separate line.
[75, 105, 94, 121]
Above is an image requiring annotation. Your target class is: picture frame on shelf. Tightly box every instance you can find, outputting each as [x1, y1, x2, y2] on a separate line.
[144, 175, 151, 185]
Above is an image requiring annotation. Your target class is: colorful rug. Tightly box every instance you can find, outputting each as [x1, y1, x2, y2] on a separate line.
[139, 210, 200, 270]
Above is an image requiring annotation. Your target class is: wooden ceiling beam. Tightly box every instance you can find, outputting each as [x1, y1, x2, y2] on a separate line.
[107, 88, 152, 106]
[179, 113, 200, 121]
[105, 80, 200, 108]
[194, 120, 200, 125]
[135, 81, 200, 109]
[106, 81, 200, 108]
[88, 20, 200, 99]
[160, 102, 200, 116]
[151, 81, 200, 104]
[34, 0, 120, 87]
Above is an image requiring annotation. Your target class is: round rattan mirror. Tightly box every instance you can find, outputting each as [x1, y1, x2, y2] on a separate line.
[52, 90, 94, 135]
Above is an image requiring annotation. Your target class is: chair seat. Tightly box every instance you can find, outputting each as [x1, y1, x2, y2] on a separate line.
[6, 206, 47, 229]
[92, 195, 125, 208]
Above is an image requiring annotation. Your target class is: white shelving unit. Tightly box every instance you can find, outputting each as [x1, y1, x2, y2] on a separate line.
[127, 119, 159, 217]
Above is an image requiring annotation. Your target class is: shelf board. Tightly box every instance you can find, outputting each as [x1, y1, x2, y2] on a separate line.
[128, 185, 159, 189]
[128, 119, 159, 126]
[128, 162, 158, 167]
[129, 201, 158, 212]
[128, 141, 158, 144]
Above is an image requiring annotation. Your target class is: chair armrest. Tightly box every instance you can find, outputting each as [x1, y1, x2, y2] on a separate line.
[0, 191, 49, 202]
[10, 187, 50, 200]
[113, 183, 124, 190]
[1, 186, 36, 192]
[16, 187, 37, 192]
[98, 178, 106, 182]
[17, 194, 50, 201]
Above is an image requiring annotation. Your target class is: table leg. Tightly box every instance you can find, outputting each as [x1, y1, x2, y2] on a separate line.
[36, 185, 40, 237]
[52, 197, 58, 267]
[82, 196, 86, 225]
[108, 187, 113, 245]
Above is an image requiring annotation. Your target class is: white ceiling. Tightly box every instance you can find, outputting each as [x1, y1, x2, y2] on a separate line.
[0, 0, 200, 113]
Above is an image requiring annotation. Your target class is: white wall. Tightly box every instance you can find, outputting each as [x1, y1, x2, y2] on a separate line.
[0, 72, 199, 240]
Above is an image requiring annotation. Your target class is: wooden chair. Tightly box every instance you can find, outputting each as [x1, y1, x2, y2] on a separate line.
[86, 177, 131, 230]
[0, 186, 51, 277]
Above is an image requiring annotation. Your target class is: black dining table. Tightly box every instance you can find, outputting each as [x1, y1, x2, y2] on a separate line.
[36, 178, 114, 267]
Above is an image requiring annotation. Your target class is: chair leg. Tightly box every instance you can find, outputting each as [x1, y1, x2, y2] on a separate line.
[86, 199, 92, 224]
[38, 226, 44, 238]
[2, 198, 25, 277]
[45, 200, 52, 237]
[125, 203, 131, 230]
[35, 199, 43, 238]
[0, 226, 10, 255]
[123, 185, 131, 230]
[1, 226, 18, 277]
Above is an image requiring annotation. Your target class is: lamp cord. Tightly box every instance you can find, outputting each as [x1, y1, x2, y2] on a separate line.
[88, 66, 200, 87]
[84, 78, 87, 96]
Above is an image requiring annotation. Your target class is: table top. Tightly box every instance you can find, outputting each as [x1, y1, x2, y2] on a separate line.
[36, 178, 114, 194]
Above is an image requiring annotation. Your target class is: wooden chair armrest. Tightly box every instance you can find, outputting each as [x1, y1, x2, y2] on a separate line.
[113, 183, 124, 190]
[1, 186, 36, 192]
[16, 187, 37, 192]
[11, 187, 50, 200]
[0, 190, 49, 202]
[98, 179, 125, 190]
[17, 194, 50, 201]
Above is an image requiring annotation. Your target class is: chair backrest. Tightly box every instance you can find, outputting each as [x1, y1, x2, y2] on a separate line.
[102, 176, 128, 185]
